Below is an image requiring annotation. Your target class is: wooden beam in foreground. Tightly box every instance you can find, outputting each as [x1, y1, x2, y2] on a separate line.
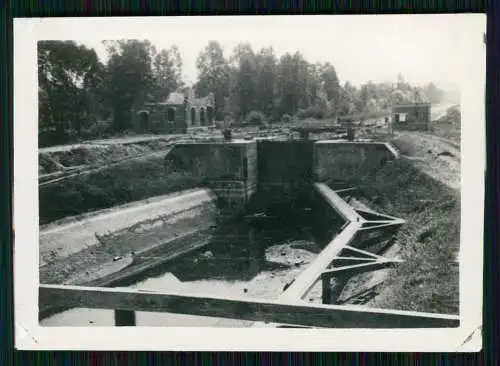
[39, 284, 459, 328]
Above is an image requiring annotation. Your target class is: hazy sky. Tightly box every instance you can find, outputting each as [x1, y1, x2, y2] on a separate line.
[47, 15, 484, 91]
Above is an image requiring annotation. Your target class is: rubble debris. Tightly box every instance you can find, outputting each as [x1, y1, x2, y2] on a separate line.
[201, 250, 214, 259]
[437, 151, 454, 157]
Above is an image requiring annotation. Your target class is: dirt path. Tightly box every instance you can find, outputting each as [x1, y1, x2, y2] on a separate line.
[430, 103, 458, 121]
[39, 135, 183, 153]
[85, 134, 186, 146]
[393, 131, 461, 192]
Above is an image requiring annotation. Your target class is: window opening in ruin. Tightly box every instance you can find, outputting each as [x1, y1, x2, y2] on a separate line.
[207, 107, 214, 125]
[191, 108, 196, 125]
[200, 108, 206, 126]
[139, 112, 149, 130]
[167, 108, 176, 122]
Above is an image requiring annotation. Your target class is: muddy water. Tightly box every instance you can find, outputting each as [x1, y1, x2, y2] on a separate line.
[41, 213, 331, 327]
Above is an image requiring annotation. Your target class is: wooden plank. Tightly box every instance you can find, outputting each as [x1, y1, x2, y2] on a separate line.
[313, 183, 365, 223]
[342, 245, 386, 260]
[355, 208, 405, 223]
[332, 256, 377, 261]
[359, 221, 405, 231]
[280, 222, 361, 301]
[39, 284, 459, 328]
[322, 260, 403, 278]
[330, 257, 376, 268]
[361, 220, 398, 228]
[334, 187, 358, 194]
[280, 183, 371, 302]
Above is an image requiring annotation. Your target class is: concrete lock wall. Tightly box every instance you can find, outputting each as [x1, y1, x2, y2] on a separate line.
[165, 140, 398, 212]
[257, 141, 314, 183]
[167, 141, 258, 212]
[255, 141, 314, 208]
[314, 142, 399, 183]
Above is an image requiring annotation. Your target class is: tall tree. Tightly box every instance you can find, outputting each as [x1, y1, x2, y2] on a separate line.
[229, 43, 258, 119]
[195, 41, 230, 121]
[102, 40, 156, 131]
[305, 63, 322, 108]
[276, 53, 298, 116]
[38, 40, 101, 138]
[320, 62, 340, 102]
[152, 46, 184, 102]
[338, 82, 358, 116]
[294, 53, 310, 110]
[254, 47, 278, 119]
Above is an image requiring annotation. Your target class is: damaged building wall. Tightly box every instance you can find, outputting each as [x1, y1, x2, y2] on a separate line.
[134, 88, 216, 134]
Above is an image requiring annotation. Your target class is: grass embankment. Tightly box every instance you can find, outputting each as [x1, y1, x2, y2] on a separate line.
[356, 158, 460, 314]
[39, 155, 203, 225]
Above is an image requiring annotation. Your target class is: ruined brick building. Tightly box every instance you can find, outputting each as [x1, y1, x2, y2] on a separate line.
[390, 102, 431, 131]
[134, 87, 215, 134]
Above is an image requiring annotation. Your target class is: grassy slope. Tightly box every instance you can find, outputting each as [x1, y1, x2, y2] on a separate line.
[356, 159, 460, 314]
[39, 156, 203, 225]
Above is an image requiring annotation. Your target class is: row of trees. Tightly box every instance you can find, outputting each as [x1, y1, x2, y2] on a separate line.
[39, 40, 184, 144]
[38, 40, 444, 145]
[194, 41, 443, 123]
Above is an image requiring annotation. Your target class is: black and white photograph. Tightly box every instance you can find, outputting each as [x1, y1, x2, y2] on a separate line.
[14, 15, 485, 351]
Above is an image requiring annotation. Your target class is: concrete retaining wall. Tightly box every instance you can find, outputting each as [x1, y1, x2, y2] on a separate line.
[314, 141, 399, 183]
[166, 141, 258, 213]
[165, 140, 398, 212]
[167, 141, 257, 181]
[257, 141, 314, 183]
[39, 188, 217, 269]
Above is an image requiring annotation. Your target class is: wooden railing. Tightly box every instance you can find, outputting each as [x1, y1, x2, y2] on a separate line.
[39, 284, 459, 328]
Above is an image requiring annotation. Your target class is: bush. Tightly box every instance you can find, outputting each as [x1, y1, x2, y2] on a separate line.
[296, 106, 325, 120]
[80, 119, 112, 140]
[281, 113, 292, 123]
[443, 106, 461, 125]
[245, 111, 267, 126]
[39, 127, 79, 148]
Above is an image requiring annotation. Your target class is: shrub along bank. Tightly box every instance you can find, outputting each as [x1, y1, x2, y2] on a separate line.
[355, 158, 460, 314]
[39, 155, 203, 225]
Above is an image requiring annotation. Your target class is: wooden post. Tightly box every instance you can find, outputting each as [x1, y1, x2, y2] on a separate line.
[114, 309, 136, 326]
[321, 274, 332, 305]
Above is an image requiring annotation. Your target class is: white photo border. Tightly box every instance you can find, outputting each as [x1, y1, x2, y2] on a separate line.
[13, 14, 486, 351]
